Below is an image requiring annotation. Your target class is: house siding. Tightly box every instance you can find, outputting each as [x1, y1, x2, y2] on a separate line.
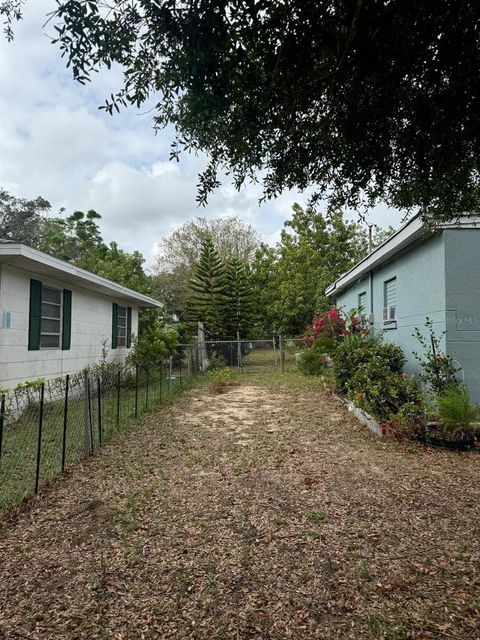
[0, 264, 139, 388]
[335, 233, 446, 379]
[444, 229, 480, 400]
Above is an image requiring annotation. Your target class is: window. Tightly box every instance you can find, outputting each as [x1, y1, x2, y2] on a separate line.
[383, 277, 397, 323]
[117, 305, 127, 347]
[28, 279, 72, 351]
[358, 291, 367, 312]
[112, 303, 132, 349]
[40, 286, 62, 348]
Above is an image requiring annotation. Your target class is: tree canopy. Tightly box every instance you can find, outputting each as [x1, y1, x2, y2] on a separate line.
[250, 204, 391, 336]
[0, 188, 50, 247]
[153, 216, 259, 319]
[4, 1, 480, 220]
[0, 189, 151, 296]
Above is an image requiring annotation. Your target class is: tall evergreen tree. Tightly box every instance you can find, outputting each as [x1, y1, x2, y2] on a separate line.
[187, 236, 228, 337]
[224, 259, 255, 337]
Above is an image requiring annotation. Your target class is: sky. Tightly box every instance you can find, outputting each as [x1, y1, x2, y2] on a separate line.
[0, 1, 404, 268]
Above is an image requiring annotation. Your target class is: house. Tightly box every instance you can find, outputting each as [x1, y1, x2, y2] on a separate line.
[0, 240, 162, 389]
[326, 215, 480, 401]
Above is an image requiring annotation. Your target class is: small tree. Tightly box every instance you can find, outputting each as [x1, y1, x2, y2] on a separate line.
[187, 236, 228, 337]
[413, 318, 461, 395]
[224, 258, 255, 337]
[129, 320, 179, 369]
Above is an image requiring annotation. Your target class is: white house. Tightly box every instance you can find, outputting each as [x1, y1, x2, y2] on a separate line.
[0, 240, 162, 389]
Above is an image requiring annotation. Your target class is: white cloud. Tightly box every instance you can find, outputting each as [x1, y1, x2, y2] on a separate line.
[0, 0, 405, 269]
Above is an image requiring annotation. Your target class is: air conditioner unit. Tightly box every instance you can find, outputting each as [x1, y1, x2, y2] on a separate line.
[383, 306, 396, 323]
[365, 313, 374, 324]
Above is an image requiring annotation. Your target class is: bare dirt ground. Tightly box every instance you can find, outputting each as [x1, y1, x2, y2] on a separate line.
[0, 375, 479, 640]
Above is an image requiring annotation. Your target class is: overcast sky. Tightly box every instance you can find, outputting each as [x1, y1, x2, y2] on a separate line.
[0, 1, 404, 268]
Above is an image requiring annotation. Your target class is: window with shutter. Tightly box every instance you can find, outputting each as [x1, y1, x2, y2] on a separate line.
[29, 280, 70, 350]
[112, 304, 132, 348]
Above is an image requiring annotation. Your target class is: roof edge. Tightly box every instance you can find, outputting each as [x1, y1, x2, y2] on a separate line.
[326, 214, 480, 297]
[0, 242, 162, 308]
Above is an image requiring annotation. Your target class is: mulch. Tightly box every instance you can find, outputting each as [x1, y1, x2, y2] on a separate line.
[0, 378, 479, 639]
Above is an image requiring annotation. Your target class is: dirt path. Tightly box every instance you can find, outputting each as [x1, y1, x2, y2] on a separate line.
[0, 378, 479, 640]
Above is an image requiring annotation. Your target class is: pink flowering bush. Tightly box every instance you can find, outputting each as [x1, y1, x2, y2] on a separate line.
[304, 306, 363, 346]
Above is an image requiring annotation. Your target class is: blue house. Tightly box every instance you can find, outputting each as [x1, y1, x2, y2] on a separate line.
[326, 215, 480, 401]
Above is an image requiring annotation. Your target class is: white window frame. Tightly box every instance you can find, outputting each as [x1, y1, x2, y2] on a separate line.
[40, 285, 63, 349]
[358, 291, 367, 311]
[383, 277, 397, 325]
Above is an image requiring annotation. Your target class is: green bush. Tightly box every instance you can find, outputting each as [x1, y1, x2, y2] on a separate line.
[208, 365, 234, 392]
[332, 334, 406, 393]
[298, 349, 329, 376]
[129, 323, 179, 369]
[312, 336, 336, 354]
[346, 359, 423, 422]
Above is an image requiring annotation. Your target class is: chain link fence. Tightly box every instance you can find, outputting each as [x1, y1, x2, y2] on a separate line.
[0, 345, 196, 517]
[197, 337, 307, 373]
[0, 337, 307, 517]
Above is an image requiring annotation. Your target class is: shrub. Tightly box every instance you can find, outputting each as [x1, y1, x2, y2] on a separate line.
[305, 307, 364, 346]
[332, 333, 406, 393]
[208, 365, 234, 393]
[297, 349, 329, 376]
[129, 322, 179, 369]
[206, 351, 227, 371]
[413, 318, 461, 395]
[346, 360, 423, 422]
[436, 385, 479, 441]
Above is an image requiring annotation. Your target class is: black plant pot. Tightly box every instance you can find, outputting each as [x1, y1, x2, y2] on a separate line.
[418, 423, 477, 451]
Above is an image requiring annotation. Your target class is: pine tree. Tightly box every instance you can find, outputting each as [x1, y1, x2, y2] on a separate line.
[224, 258, 255, 337]
[187, 236, 228, 337]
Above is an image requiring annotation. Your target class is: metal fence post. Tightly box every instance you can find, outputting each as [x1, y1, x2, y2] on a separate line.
[83, 370, 91, 456]
[61, 375, 69, 472]
[272, 336, 277, 367]
[237, 332, 242, 371]
[169, 354, 173, 393]
[134, 364, 139, 418]
[179, 357, 182, 385]
[159, 361, 163, 402]
[87, 377, 94, 453]
[145, 369, 149, 409]
[116, 370, 121, 430]
[34, 383, 45, 494]
[97, 376, 102, 446]
[0, 393, 5, 464]
[279, 336, 285, 373]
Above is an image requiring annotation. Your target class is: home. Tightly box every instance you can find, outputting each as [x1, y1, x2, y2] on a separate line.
[0, 240, 162, 389]
[326, 215, 480, 401]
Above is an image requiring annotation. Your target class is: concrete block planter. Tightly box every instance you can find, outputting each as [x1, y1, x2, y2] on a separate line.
[336, 395, 390, 438]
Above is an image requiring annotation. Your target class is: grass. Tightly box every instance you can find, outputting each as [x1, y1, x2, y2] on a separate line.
[0, 365, 190, 516]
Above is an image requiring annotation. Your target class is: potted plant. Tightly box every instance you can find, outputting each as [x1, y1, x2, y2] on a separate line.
[425, 385, 479, 450]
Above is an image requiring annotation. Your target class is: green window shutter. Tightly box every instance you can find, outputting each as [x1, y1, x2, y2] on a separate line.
[126, 307, 132, 348]
[62, 289, 72, 350]
[28, 279, 42, 350]
[112, 303, 118, 349]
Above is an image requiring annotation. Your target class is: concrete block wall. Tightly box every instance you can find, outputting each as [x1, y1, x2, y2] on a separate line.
[335, 233, 447, 379]
[0, 264, 138, 388]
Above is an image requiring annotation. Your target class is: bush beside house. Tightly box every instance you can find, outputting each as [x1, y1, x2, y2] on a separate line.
[300, 308, 479, 449]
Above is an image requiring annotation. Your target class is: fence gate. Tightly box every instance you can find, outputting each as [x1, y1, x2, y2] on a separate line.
[199, 337, 306, 373]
